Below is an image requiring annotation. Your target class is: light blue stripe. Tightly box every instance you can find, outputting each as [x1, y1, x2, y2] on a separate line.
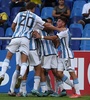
[4, 58, 10, 63]
[30, 39, 32, 49]
[62, 75, 68, 82]
[13, 13, 21, 37]
[40, 82, 47, 86]
[61, 38, 66, 58]
[21, 62, 28, 66]
[42, 31, 51, 55]
[73, 78, 79, 84]
[34, 76, 40, 79]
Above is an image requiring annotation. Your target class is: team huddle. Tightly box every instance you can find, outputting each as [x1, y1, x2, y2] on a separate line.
[0, 2, 81, 98]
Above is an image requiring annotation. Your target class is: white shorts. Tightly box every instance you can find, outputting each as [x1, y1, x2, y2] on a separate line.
[6, 37, 30, 56]
[57, 58, 75, 72]
[41, 55, 57, 69]
[28, 50, 41, 66]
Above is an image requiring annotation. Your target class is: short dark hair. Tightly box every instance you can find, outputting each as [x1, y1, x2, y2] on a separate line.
[58, 16, 68, 25]
[42, 19, 48, 22]
[47, 17, 53, 21]
[26, 2, 37, 10]
[19, 7, 26, 12]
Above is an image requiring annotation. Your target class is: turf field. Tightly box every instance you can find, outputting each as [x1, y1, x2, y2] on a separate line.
[0, 94, 90, 100]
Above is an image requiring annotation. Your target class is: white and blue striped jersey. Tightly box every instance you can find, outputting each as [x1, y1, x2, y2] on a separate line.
[29, 23, 44, 50]
[57, 28, 74, 59]
[29, 38, 37, 50]
[12, 10, 45, 39]
[40, 30, 57, 56]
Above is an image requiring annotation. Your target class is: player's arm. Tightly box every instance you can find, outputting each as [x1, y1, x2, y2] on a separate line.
[52, 39, 60, 48]
[11, 23, 17, 32]
[36, 16, 65, 32]
[42, 35, 58, 40]
[43, 23, 65, 32]
[33, 31, 58, 40]
[11, 13, 20, 32]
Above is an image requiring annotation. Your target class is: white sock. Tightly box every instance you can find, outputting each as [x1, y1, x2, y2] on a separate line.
[20, 63, 28, 77]
[58, 81, 64, 91]
[1, 58, 10, 76]
[19, 82, 23, 93]
[73, 78, 80, 95]
[20, 80, 27, 94]
[40, 82, 48, 93]
[10, 70, 20, 93]
[62, 75, 73, 87]
[33, 76, 40, 90]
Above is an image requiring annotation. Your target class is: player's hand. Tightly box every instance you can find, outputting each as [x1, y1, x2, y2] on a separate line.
[32, 31, 41, 39]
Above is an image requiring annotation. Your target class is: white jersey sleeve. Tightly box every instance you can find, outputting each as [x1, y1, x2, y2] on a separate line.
[13, 13, 20, 23]
[33, 23, 44, 31]
[35, 15, 45, 26]
[82, 4, 87, 14]
[57, 30, 67, 39]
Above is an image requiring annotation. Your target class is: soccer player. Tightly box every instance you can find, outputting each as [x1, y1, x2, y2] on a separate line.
[33, 18, 66, 97]
[8, 51, 29, 97]
[0, 2, 64, 85]
[8, 7, 28, 97]
[32, 16, 81, 98]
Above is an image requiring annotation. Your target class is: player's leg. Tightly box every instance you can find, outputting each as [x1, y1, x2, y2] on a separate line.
[16, 66, 29, 97]
[28, 50, 41, 96]
[40, 56, 52, 95]
[32, 65, 41, 91]
[57, 59, 74, 87]
[68, 59, 81, 98]
[8, 65, 20, 96]
[17, 37, 29, 84]
[8, 51, 21, 96]
[69, 71, 81, 98]
[50, 55, 67, 97]
[46, 71, 52, 91]
[40, 68, 48, 93]
[0, 38, 20, 84]
[0, 51, 13, 84]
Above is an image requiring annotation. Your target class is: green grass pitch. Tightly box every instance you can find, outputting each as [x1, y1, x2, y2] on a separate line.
[0, 94, 90, 100]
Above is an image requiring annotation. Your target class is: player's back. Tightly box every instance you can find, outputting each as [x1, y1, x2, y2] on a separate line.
[40, 30, 57, 56]
[13, 10, 37, 39]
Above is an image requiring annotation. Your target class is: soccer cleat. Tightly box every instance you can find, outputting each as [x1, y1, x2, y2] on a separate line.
[50, 92, 59, 97]
[0, 76, 4, 85]
[59, 89, 67, 97]
[15, 75, 22, 89]
[16, 92, 22, 97]
[69, 94, 81, 98]
[31, 89, 40, 96]
[16, 92, 27, 97]
[39, 91, 50, 97]
[8, 90, 16, 96]
[47, 90, 54, 95]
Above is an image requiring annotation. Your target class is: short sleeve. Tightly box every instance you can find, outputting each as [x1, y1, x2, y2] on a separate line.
[36, 15, 45, 26]
[82, 4, 87, 14]
[57, 31, 67, 39]
[13, 13, 20, 23]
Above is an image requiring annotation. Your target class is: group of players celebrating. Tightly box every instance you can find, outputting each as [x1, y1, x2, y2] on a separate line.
[0, 1, 81, 98]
